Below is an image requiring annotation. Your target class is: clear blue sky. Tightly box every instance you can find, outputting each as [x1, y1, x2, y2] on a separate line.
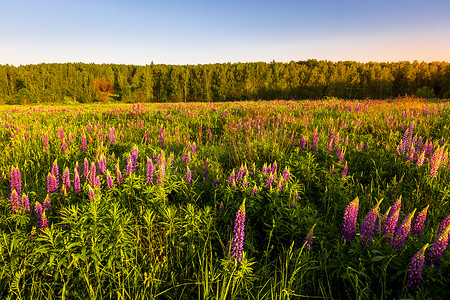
[1, 0, 449, 66]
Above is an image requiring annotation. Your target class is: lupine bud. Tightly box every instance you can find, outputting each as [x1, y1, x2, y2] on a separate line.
[21, 193, 30, 213]
[360, 200, 382, 245]
[231, 199, 246, 263]
[411, 205, 429, 237]
[392, 209, 416, 249]
[303, 223, 316, 250]
[342, 197, 359, 241]
[407, 243, 429, 290]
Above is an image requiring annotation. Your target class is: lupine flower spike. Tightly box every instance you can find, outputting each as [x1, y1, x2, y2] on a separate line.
[392, 209, 416, 249]
[360, 199, 382, 246]
[303, 223, 316, 250]
[411, 205, 429, 237]
[342, 197, 359, 241]
[426, 223, 450, 267]
[407, 243, 429, 290]
[231, 199, 246, 264]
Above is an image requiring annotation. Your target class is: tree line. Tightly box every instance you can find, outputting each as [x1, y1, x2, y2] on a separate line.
[0, 60, 449, 104]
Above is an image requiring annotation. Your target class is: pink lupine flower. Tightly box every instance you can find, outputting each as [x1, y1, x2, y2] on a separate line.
[392, 209, 416, 249]
[63, 167, 71, 190]
[83, 158, 89, 181]
[74, 168, 81, 194]
[411, 205, 429, 237]
[342, 197, 359, 241]
[360, 200, 382, 245]
[407, 243, 428, 290]
[106, 171, 114, 190]
[21, 193, 30, 213]
[231, 199, 246, 264]
[146, 156, 154, 184]
[88, 185, 96, 201]
[10, 189, 20, 212]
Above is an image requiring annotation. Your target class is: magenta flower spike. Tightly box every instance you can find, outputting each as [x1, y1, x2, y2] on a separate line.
[231, 199, 246, 263]
[360, 199, 382, 246]
[227, 169, 236, 186]
[98, 154, 107, 174]
[10, 166, 22, 195]
[265, 173, 275, 188]
[437, 214, 450, 238]
[407, 243, 429, 290]
[43, 194, 51, 211]
[106, 171, 114, 190]
[34, 201, 48, 230]
[392, 209, 416, 249]
[426, 224, 450, 267]
[281, 166, 290, 181]
[83, 158, 89, 181]
[125, 156, 133, 176]
[146, 156, 154, 184]
[21, 193, 30, 213]
[251, 185, 258, 195]
[411, 205, 429, 237]
[341, 162, 348, 178]
[10, 189, 19, 212]
[51, 159, 60, 188]
[416, 149, 426, 167]
[88, 185, 96, 201]
[89, 161, 97, 184]
[342, 197, 359, 241]
[156, 158, 166, 186]
[116, 162, 123, 185]
[74, 168, 81, 194]
[46, 172, 54, 194]
[303, 223, 316, 250]
[80, 132, 87, 152]
[63, 167, 71, 190]
[185, 165, 192, 185]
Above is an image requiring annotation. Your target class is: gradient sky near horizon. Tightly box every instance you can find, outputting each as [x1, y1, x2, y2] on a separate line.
[1, 0, 450, 66]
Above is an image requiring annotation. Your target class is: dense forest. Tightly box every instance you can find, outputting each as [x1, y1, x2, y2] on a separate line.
[1, 60, 449, 104]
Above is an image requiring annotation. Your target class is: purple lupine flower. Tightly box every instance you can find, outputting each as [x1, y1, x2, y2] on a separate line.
[341, 162, 348, 178]
[125, 156, 133, 176]
[430, 146, 444, 178]
[89, 162, 97, 184]
[416, 150, 426, 167]
[360, 200, 382, 246]
[236, 166, 245, 182]
[83, 158, 89, 181]
[231, 199, 246, 264]
[146, 156, 154, 184]
[88, 185, 96, 201]
[185, 166, 192, 185]
[10, 166, 22, 195]
[437, 214, 450, 240]
[342, 197, 359, 241]
[382, 209, 400, 245]
[74, 168, 81, 194]
[411, 205, 429, 237]
[98, 154, 107, 174]
[106, 171, 114, 190]
[392, 209, 416, 249]
[34, 201, 48, 230]
[46, 173, 54, 194]
[426, 224, 450, 267]
[281, 167, 290, 181]
[311, 128, 318, 153]
[130, 145, 139, 171]
[51, 159, 59, 188]
[156, 156, 166, 186]
[271, 161, 278, 174]
[407, 243, 429, 290]
[242, 176, 249, 188]
[21, 193, 30, 213]
[43, 194, 51, 211]
[335, 145, 341, 159]
[299, 136, 307, 150]
[261, 163, 269, 174]
[80, 132, 87, 152]
[116, 162, 123, 185]
[303, 223, 316, 250]
[265, 173, 275, 188]
[94, 176, 101, 189]
[108, 128, 116, 143]
[10, 189, 19, 212]
[227, 170, 236, 186]
[338, 148, 345, 164]
[251, 185, 258, 195]
[276, 177, 284, 192]
[62, 167, 71, 190]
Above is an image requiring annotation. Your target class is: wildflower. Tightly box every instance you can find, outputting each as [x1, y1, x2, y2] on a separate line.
[108, 128, 116, 143]
[311, 128, 318, 153]
[242, 176, 249, 188]
[416, 149, 426, 167]
[21, 193, 30, 212]
[411, 205, 429, 237]
[74, 168, 81, 194]
[231, 199, 246, 263]
[271, 161, 278, 174]
[130, 145, 139, 171]
[10, 166, 22, 195]
[10, 189, 20, 212]
[430, 146, 444, 178]
[426, 224, 450, 267]
[360, 200, 382, 246]
[43, 194, 51, 211]
[251, 184, 258, 195]
[341, 162, 348, 178]
[437, 214, 450, 237]
[276, 177, 284, 192]
[265, 173, 275, 188]
[156, 156, 166, 186]
[392, 209, 416, 249]
[407, 243, 429, 290]
[342, 197, 359, 241]
[83, 158, 89, 181]
[88, 185, 95, 201]
[299, 136, 307, 150]
[80, 132, 87, 151]
[35, 201, 48, 230]
[146, 156, 154, 184]
[281, 166, 290, 181]
[115, 161, 122, 184]
[98, 154, 107, 174]
[227, 170, 235, 186]
[51, 159, 60, 188]
[303, 224, 316, 250]
[106, 170, 114, 190]
[185, 166, 192, 185]
[62, 167, 71, 190]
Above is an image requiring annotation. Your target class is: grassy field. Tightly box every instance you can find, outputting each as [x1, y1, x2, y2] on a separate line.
[1, 99, 450, 299]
